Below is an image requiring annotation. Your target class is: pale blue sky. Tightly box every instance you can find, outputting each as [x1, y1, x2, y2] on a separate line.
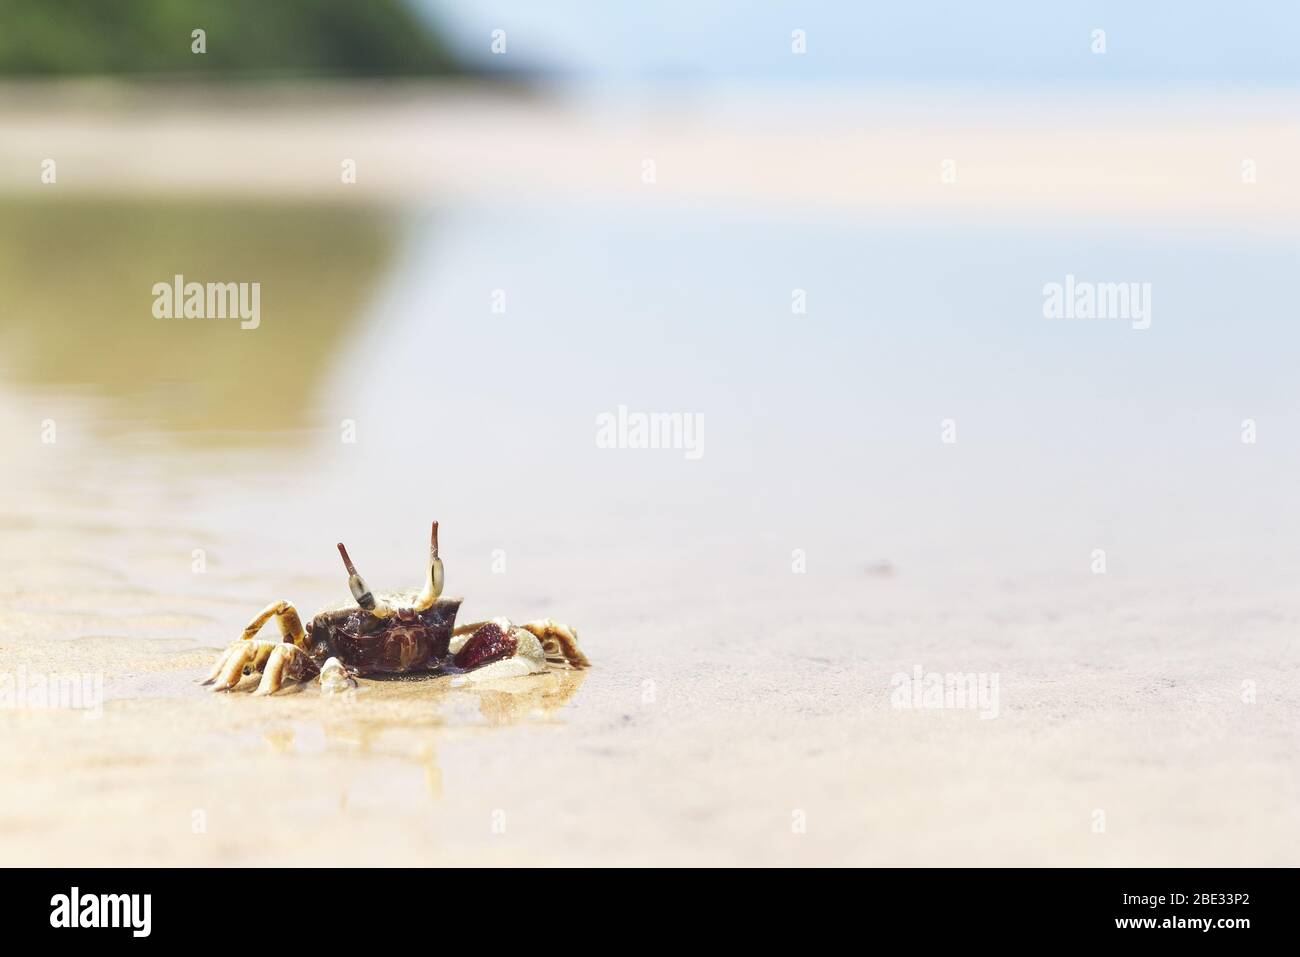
[420, 1, 1300, 87]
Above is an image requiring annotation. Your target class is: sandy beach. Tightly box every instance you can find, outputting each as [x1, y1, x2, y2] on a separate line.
[1, 86, 1298, 866]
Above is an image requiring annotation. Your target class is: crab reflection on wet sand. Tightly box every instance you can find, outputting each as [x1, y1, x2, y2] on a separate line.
[202, 522, 589, 695]
[259, 667, 589, 800]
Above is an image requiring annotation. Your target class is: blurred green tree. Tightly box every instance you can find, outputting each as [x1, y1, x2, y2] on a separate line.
[0, 0, 461, 76]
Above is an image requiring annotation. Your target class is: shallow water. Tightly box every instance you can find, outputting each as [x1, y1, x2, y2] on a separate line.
[2, 104, 1299, 863]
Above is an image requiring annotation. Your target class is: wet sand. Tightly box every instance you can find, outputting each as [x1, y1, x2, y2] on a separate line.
[1, 87, 1298, 866]
[2, 413, 1295, 867]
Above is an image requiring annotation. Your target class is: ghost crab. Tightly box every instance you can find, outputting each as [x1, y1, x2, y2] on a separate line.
[202, 522, 588, 695]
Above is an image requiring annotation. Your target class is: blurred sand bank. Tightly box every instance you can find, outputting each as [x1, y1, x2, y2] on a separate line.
[0, 82, 1297, 221]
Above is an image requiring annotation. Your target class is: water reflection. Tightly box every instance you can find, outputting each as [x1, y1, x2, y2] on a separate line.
[0, 198, 403, 441]
[258, 669, 589, 804]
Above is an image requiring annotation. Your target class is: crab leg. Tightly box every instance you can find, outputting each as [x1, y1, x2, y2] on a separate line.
[202, 599, 311, 692]
[521, 619, 590, 669]
[203, 647, 233, 685]
[253, 643, 316, 696]
[237, 600, 307, 645]
[211, 643, 255, 691]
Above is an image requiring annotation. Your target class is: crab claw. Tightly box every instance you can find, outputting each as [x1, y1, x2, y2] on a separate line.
[319, 656, 357, 695]
[446, 619, 550, 685]
[453, 618, 518, 670]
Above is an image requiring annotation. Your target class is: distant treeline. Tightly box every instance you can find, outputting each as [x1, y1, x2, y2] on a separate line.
[0, 0, 462, 76]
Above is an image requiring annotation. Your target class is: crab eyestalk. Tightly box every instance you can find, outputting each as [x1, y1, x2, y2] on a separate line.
[414, 521, 445, 612]
[337, 542, 393, 617]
